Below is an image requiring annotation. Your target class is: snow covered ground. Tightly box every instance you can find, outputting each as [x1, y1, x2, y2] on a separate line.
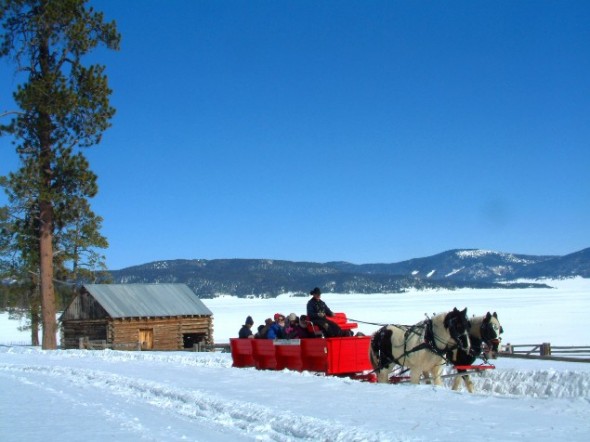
[1, 278, 590, 441]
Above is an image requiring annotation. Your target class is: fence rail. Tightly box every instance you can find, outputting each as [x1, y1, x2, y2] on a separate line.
[77, 337, 230, 352]
[500, 342, 590, 363]
[201, 343, 231, 352]
[0, 341, 30, 347]
[79, 338, 142, 351]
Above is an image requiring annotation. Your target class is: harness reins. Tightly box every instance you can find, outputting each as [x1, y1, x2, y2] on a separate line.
[348, 318, 389, 327]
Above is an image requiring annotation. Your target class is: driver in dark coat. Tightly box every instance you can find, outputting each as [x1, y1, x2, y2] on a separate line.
[306, 287, 345, 337]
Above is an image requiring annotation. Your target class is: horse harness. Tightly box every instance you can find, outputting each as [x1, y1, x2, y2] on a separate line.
[372, 319, 461, 371]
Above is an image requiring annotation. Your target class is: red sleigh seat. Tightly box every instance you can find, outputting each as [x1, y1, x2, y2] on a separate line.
[306, 312, 358, 336]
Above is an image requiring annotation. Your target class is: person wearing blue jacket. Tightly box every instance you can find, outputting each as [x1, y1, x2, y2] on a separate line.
[267, 313, 286, 339]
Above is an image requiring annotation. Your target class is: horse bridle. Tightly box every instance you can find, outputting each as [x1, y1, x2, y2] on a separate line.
[444, 312, 471, 352]
[480, 314, 503, 350]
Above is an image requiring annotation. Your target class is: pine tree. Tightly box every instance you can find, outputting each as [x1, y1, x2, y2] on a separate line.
[0, 0, 120, 349]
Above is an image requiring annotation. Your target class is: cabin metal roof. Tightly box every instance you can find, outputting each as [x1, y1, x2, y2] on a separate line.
[82, 284, 213, 318]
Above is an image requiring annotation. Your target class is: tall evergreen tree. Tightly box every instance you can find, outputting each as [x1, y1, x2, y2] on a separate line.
[0, 0, 120, 349]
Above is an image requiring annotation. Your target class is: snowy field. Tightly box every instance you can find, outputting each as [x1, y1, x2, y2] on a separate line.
[1, 278, 590, 441]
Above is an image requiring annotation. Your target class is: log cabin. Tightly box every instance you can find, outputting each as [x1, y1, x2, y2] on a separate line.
[60, 284, 213, 350]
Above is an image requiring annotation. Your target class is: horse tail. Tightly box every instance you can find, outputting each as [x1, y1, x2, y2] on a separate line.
[370, 326, 394, 371]
[369, 328, 382, 370]
[369, 345, 379, 371]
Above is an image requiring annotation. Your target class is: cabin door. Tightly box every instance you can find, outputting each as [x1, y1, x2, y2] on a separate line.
[139, 329, 153, 350]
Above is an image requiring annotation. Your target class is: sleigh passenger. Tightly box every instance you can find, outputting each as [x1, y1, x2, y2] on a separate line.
[267, 313, 287, 339]
[285, 313, 313, 339]
[255, 318, 273, 339]
[238, 315, 255, 339]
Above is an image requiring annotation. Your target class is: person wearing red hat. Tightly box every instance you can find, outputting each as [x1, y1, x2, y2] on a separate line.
[267, 313, 286, 339]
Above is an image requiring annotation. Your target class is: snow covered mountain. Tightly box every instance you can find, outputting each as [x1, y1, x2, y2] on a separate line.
[108, 247, 589, 298]
[330, 248, 578, 281]
[342, 247, 590, 281]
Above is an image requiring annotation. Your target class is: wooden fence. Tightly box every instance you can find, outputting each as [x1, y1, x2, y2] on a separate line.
[500, 342, 590, 363]
[79, 338, 142, 351]
[78, 337, 230, 353]
[200, 343, 231, 352]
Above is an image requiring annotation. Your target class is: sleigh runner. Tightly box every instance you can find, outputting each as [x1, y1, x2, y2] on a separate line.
[386, 362, 496, 384]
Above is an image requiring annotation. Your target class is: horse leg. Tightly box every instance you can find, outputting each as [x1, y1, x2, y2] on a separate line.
[452, 369, 466, 390]
[452, 374, 462, 391]
[410, 370, 422, 384]
[464, 374, 475, 393]
[376, 367, 391, 384]
[422, 370, 432, 384]
[430, 365, 443, 386]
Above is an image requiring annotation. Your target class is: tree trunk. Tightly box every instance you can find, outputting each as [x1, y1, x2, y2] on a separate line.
[38, 29, 57, 350]
[30, 301, 40, 347]
[39, 200, 57, 349]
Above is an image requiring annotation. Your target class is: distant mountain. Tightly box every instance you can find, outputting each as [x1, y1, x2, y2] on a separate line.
[327, 249, 559, 282]
[519, 248, 590, 279]
[108, 247, 589, 298]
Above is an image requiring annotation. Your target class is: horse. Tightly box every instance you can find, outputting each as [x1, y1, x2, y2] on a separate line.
[451, 311, 503, 393]
[369, 307, 471, 385]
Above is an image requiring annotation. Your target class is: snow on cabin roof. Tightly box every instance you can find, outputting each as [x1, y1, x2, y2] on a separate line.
[82, 284, 213, 318]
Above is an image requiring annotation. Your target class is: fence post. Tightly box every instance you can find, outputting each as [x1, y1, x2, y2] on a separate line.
[541, 342, 552, 356]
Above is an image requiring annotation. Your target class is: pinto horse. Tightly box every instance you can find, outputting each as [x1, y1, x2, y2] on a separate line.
[369, 308, 471, 385]
[451, 312, 503, 392]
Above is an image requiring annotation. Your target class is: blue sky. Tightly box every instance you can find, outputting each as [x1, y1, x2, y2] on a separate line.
[1, 0, 589, 270]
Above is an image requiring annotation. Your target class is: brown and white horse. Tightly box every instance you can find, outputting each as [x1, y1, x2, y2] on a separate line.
[451, 311, 503, 392]
[369, 308, 471, 385]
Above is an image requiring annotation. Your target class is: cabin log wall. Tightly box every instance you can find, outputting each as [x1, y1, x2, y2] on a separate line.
[61, 320, 108, 349]
[62, 316, 212, 350]
[109, 316, 213, 350]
